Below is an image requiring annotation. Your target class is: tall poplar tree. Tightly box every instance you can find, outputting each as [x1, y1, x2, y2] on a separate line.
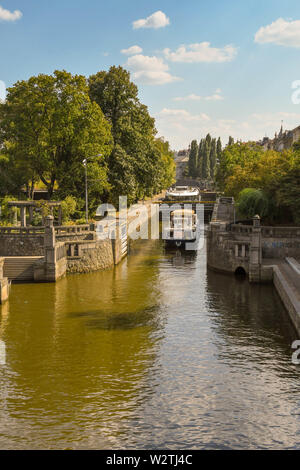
[188, 140, 198, 177]
[209, 138, 217, 179]
[202, 139, 210, 179]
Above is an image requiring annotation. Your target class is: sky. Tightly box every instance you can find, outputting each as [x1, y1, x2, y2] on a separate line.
[1, 0, 300, 149]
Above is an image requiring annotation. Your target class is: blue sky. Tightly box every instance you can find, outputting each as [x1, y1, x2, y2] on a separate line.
[1, 0, 300, 149]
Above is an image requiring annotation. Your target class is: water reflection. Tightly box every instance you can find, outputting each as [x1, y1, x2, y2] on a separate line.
[0, 238, 299, 449]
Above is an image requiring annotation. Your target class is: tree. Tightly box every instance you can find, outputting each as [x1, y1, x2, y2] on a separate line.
[108, 145, 137, 206]
[197, 139, 204, 178]
[188, 140, 198, 177]
[276, 155, 300, 224]
[154, 138, 176, 191]
[216, 137, 222, 163]
[0, 70, 112, 199]
[209, 138, 217, 179]
[238, 188, 270, 219]
[201, 139, 210, 179]
[89, 66, 174, 202]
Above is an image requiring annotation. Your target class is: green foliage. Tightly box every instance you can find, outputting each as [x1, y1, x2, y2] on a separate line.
[0, 195, 17, 225]
[0, 66, 175, 217]
[237, 188, 270, 219]
[209, 138, 217, 178]
[188, 140, 198, 177]
[61, 196, 77, 223]
[275, 156, 300, 224]
[0, 70, 112, 200]
[188, 134, 220, 180]
[35, 200, 51, 218]
[216, 141, 299, 224]
[89, 66, 174, 204]
[202, 137, 210, 179]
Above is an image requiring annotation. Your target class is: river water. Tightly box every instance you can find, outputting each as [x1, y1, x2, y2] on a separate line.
[0, 238, 299, 449]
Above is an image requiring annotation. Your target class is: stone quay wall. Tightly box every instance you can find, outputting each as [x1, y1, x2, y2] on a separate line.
[67, 239, 115, 274]
[207, 221, 300, 280]
[0, 228, 44, 257]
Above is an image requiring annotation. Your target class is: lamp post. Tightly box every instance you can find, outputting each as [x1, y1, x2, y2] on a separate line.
[83, 154, 102, 224]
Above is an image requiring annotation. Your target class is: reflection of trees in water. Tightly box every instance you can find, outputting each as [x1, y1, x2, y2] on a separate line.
[206, 270, 298, 365]
[0, 239, 167, 448]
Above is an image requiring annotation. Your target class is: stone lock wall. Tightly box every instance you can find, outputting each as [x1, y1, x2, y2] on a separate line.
[67, 239, 115, 274]
[207, 219, 300, 282]
[207, 222, 250, 275]
[0, 235, 44, 256]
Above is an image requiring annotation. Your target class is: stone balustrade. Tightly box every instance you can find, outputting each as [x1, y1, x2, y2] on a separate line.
[0, 226, 45, 235]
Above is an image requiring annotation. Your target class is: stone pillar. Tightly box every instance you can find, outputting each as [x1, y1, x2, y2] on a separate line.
[34, 216, 66, 282]
[0, 258, 9, 304]
[20, 206, 26, 227]
[28, 206, 34, 225]
[43, 215, 56, 281]
[13, 207, 18, 226]
[58, 207, 62, 226]
[44, 215, 56, 263]
[249, 215, 262, 283]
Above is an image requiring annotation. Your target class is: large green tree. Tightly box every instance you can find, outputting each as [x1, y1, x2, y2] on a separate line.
[89, 66, 174, 202]
[0, 70, 112, 200]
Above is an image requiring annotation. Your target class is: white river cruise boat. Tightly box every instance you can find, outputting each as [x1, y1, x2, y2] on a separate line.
[163, 208, 198, 248]
[165, 186, 200, 202]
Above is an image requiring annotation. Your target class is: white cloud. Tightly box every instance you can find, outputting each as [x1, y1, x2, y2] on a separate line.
[125, 54, 181, 85]
[255, 18, 300, 48]
[163, 42, 237, 63]
[158, 108, 210, 122]
[155, 108, 300, 150]
[173, 94, 202, 102]
[133, 10, 170, 30]
[121, 45, 143, 55]
[174, 90, 224, 102]
[205, 93, 224, 101]
[251, 111, 300, 127]
[0, 80, 6, 102]
[0, 5, 22, 21]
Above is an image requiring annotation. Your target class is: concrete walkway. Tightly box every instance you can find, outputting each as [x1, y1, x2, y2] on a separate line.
[263, 258, 300, 335]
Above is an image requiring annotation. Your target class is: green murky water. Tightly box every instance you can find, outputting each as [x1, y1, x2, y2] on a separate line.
[0, 238, 299, 449]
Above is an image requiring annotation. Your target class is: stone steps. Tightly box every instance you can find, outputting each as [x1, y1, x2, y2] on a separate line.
[3, 257, 43, 281]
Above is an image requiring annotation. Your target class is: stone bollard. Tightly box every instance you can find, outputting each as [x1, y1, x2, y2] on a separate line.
[249, 215, 262, 283]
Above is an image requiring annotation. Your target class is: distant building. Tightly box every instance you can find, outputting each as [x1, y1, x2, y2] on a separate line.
[257, 124, 300, 151]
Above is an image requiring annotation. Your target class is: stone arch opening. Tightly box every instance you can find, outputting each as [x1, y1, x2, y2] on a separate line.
[235, 266, 246, 278]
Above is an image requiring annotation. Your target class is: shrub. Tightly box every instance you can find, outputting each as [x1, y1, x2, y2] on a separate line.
[61, 196, 77, 223]
[0, 195, 17, 225]
[237, 188, 269, 219]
